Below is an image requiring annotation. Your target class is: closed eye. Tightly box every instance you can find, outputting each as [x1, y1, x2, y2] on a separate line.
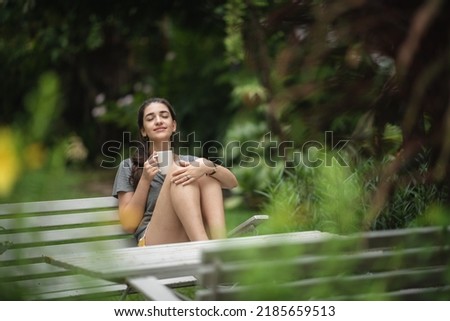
[145, 111, 170, 121]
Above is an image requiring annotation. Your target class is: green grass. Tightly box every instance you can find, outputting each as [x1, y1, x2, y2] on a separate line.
[3, 167, 116, 203]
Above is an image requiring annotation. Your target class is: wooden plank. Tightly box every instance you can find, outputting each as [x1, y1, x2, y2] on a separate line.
[197, 265, 450, 300]
[1, 264, 195, 298]
[199, 283, 450, 301]
[227, 215, 269, 237]
[44, 243, 202, 282]
[1, 224, 128, 245]
[127, 276, 183, 301]
[15, 274, 120, 293]
[1, 269, 127, 300]
[350, 285, 450, 301]
[159, 276, 197, 288]
[200, 246, 450, 285]
[1, 238, 135, 262]
[0, 210, 119, 230]
[362, 225, 450, 249]
[0, 262, 69, 281]
[42, 231, 332, 283]
[291, 267, 449, 297]
[201, 226, 450, 264]
[0, 197, 118, 215]
[28, 283, 127, 300]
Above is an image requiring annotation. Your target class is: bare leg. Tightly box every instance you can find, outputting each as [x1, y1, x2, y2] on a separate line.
[170, 180, 210, 241]
[144, 166, 209, 245]
[143, 175, 190, 245]
[198, 176, 227, 239]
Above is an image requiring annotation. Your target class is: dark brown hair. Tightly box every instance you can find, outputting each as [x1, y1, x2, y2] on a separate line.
[130, 98, 177, 189]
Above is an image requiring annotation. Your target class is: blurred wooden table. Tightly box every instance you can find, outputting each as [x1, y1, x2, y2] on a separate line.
[44, 230, 333, 298]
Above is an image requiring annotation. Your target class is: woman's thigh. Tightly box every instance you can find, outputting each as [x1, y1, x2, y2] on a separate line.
[144, 171, 189, 245]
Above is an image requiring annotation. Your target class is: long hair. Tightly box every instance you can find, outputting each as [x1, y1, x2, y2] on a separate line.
[130, 98, 177, 189]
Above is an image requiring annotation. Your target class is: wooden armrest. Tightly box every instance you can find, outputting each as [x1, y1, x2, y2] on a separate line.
[228, 214, 269, 237]
[127, 276, 185, 301]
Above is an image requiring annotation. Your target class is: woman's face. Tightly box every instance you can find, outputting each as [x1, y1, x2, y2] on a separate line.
[140, 102, 177, 142]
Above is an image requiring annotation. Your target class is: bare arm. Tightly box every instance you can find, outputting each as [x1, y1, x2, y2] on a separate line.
[172, 158, 238, 189]
[204, 161, 238, 189]
[118, 156, 159, 233]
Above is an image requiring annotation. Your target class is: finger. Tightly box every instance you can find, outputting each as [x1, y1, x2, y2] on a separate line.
[172, 173, 188, 185]
[145, 160, 156, 169]
[171, 168, 187, 177]
[179, 160, 190, 167]
[181, 174, 192, 186]
[177, 175, 189, 184]
[149, 157, 159, 167]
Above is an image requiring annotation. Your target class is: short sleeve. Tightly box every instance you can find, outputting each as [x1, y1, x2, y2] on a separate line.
[112, 158, 134, 198]
[180, 155, 198, 163]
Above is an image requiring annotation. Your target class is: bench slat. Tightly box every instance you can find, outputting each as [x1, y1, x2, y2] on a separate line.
[0, 262, 69, 281]
[199, 246, 450, 288]
[1, 224, 128, 246]
[0, 210, 119, 230]
[35, 284, 128, 300]
[127, 276, 182, 301]
[0, 197, 118, 215]
[27, 282, 127, 300]
[1, 238, 135, 262]
[15, 274, 121, 294]
[201, 226, 450, 264]
[198, 265, 449, 300]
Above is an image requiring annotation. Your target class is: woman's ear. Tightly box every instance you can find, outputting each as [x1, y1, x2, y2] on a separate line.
[140, 128, 147, 138]
[172, 120, 177, 133]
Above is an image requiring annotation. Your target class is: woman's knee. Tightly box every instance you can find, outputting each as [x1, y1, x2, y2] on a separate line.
[197, 175, 221, 191]
[170, 178, 200, 198]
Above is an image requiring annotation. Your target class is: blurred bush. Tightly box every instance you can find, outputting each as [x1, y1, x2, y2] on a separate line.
[0, 71, 88, 203]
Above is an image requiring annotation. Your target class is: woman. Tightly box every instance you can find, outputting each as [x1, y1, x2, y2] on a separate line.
[112, 97, 238, 246]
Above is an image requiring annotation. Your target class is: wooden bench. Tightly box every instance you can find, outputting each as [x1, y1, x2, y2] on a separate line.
[134, 226, 450, 300]
[0, 196, 268, 300]
[196, 225, 450, 300]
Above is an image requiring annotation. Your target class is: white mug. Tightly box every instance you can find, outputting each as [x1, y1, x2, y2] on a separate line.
[155, 150, 174, 175]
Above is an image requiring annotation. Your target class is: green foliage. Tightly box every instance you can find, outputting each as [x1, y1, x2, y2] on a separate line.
[86, 16, 104, 50]
[258, 148, 449, 234]
[224, 0, 246, 65]
[1, 1, 236, 162]
[372, 151, 449, 230]
[1, 71, 85, 202]
[24, 71, 62, 141]
[220, 109, 288, 208]
[258, 150, 366, 234]
[231, 75, 268, 108]
[410, 204, 450, 227]
[224, 0, 450, 233]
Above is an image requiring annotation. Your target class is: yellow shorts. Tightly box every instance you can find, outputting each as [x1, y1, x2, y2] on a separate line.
[138, 236, 146, 247]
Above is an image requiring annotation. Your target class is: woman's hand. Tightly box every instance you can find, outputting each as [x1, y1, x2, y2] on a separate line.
[142, 153, 160, 181]
[171, 159, 208, 186]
